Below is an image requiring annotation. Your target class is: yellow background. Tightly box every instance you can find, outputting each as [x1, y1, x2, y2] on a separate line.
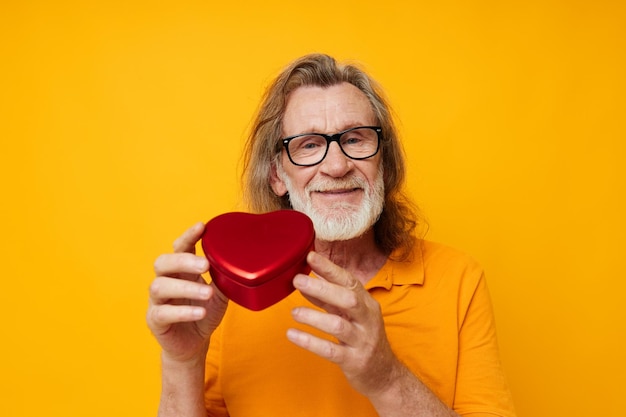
[1, 1, 624, 416]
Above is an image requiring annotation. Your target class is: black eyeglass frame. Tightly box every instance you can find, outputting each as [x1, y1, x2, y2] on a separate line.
[281, 126, 382, 167]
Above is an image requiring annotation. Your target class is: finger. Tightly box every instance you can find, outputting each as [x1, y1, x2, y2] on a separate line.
[153, 252, 209, 276]
[147, 304, 206, 335]
[286, 328, 347, 364]
[173, 222, 206, 254]
[293, 274, 360, 311]
[291, 307, 355, 343]
[149, 276, 212, 304]
[307, 251, 361, 290]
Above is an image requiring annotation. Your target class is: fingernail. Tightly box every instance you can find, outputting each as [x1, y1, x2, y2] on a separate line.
[195, 258, 208, 270]
[192, 307, 205, 318]
[293, 275, 307, 288]
[286, 328, 300, 342]
[199, 285, 210, 297]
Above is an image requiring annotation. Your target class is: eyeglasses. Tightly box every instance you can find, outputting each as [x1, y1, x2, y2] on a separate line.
[281, 126, 382, 167]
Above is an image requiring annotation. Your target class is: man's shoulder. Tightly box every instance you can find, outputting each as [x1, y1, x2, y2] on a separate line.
[414, 239, 484, 276]
[419, 239, 476, 260]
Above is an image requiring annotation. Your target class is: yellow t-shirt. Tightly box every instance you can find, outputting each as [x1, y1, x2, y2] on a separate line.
[204, 240, 516, 416]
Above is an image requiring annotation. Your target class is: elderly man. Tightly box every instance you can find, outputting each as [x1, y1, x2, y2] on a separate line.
[147, 54, 516, 417]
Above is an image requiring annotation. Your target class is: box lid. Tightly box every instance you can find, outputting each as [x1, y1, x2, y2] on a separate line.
[201, 210, 315, 287]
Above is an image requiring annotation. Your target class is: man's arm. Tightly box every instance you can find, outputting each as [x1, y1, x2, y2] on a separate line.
[158, 353, 208, 417]
[365, 360, 459, 417]
[147, 222, 229, 417]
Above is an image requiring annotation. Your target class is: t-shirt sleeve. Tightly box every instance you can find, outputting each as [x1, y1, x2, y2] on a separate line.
[454, 268, 516, 417]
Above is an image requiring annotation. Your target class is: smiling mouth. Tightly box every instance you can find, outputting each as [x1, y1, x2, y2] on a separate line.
[315, 187, 360, 194]
[312, 188, 364, 202]
[307, 176, 366, 197]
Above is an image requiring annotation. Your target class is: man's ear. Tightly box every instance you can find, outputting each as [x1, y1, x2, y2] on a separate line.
[270, 161, 288, 197]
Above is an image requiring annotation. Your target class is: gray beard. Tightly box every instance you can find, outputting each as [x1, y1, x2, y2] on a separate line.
[277, 164, 385, 242]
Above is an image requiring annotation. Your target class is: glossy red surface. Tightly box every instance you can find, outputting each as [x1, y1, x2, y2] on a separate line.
[201, 210, 315, 311]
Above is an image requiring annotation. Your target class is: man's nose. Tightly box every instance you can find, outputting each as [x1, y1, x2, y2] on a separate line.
[318, 142, 352, 177]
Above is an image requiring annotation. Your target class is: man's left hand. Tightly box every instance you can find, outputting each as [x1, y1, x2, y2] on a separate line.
[288, 251, 401, 397]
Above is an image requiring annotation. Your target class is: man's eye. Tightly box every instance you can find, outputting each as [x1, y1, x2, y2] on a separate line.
[344, 137, 362, 145]
[295, 136, 325, 150]
[302, 141, 321, 149]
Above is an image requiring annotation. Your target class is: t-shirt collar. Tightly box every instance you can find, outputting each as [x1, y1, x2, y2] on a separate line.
[364, 241, 425, 290]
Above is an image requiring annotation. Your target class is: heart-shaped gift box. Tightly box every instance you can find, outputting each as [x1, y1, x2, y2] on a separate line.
[201, 210, 315, 311]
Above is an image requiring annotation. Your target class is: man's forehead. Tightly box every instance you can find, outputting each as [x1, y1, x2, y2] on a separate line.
[282, 84, 377, 135]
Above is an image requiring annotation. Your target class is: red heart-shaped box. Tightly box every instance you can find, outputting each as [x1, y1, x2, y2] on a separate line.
[201, 210, 315, 311]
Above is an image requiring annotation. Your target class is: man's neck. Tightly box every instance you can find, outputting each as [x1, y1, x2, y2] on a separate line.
[314, 229, 388, 285]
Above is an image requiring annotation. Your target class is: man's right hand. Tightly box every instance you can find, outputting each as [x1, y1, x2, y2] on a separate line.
[147, 222, 229, 364]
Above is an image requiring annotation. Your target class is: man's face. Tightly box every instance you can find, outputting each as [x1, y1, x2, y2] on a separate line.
[270, 82, 384, 241]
